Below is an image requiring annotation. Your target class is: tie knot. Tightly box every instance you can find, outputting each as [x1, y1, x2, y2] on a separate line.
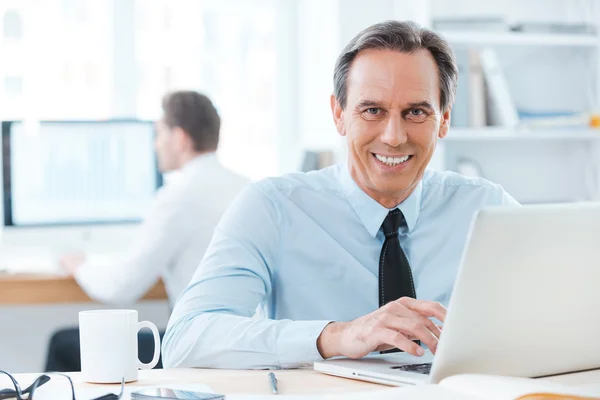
[382, 209, 405, 237]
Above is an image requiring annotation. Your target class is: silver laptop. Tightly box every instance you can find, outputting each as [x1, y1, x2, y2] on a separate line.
[314, 203, 600, 385]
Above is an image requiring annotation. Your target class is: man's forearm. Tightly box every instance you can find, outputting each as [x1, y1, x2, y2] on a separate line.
[162, 312, 332, 369]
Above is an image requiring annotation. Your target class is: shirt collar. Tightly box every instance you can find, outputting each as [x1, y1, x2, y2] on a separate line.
[340, 164, 423, 237]
[181, 152, 218, 174]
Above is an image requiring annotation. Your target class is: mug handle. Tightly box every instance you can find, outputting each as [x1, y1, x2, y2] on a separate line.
[137, 321, 161, 370]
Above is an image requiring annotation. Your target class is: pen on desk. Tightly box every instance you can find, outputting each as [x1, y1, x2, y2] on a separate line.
[268, 371, 278, 394]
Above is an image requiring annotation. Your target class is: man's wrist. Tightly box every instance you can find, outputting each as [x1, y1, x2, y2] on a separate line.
[317, 321, 346, 359]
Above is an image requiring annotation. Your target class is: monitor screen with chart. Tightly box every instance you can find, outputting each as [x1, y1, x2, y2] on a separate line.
[1, 120, 163, 226]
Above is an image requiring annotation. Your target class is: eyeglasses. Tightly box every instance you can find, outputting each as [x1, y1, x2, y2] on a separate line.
[0, 370, 124, 400]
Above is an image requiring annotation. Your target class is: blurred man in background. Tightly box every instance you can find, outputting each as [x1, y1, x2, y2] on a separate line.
[45, 90, 249, 371]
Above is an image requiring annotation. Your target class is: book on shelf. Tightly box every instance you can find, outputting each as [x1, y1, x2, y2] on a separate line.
[450, 49, 470, 127]
[517, 111, 592, 129]
[510, 21, 596, 35]
[453, 49, 514, 129]
[468, 49, 487, 127]
[479, 47, 520, 128]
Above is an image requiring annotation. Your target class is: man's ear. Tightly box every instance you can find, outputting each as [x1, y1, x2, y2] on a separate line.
[172, 127, 192, 151]
[438, 106, 451, 139]
[330, 94, 346, 137]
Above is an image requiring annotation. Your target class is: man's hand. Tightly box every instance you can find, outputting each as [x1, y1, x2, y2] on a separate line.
[317, 297, 446, 359]
[59, 252, 86, 275]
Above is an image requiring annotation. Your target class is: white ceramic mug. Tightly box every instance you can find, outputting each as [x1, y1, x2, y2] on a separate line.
[79, 310, 160, 383]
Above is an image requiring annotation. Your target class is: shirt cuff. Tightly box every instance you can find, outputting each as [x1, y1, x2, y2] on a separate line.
[73, 262, 94, 293]
[73, 263, 117, 304]
[276, 320, 332, 368]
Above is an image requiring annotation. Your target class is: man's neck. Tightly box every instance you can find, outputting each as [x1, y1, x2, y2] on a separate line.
[348, 166, 417, 209]
[179, 150, 214, 168]
[370, 189, 415, 209]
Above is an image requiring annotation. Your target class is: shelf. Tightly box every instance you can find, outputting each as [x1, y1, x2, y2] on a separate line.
[446, 127, 600, 141]
[439, 31, 599, 47]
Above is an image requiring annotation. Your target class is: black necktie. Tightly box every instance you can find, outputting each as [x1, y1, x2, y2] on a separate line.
[379, 209, 416, 307]
[379, 209, 419, 353]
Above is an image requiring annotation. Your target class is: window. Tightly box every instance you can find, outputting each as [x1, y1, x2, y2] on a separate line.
[134, 0, 281, 179]
[0, 0, 291, 179]
[2, 9, 23, 40]
[0, 0, 112, 120]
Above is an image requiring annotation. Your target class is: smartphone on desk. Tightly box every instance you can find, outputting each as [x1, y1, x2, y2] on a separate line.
[131, 388, 225, 400]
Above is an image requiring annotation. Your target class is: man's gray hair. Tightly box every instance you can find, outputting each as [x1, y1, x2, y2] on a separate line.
[333, 20, 458, 112]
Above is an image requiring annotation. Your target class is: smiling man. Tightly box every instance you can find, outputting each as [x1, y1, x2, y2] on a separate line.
[162, 20, 518, 369]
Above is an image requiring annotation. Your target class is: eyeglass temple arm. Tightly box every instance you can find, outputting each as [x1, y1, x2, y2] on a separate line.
[0, 370, 24, 399]
[38, 372, 75, 400]
[29, 374, 52, 398]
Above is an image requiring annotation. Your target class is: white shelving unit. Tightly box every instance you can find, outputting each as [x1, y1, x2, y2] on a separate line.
[440, 31, 599, 47]
[446, 127, 600, 141]
[425, 0, 600, 203]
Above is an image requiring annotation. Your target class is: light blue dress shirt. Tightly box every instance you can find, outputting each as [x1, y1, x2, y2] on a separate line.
[162, 164, 518, 369]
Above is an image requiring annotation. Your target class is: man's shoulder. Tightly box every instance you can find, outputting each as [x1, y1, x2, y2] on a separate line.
[252, 164, 343, 198]
[423, 169, 498, 189]
[422, 169, 512, 204]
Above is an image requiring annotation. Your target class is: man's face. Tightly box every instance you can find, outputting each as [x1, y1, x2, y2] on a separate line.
[332, 49, 451, 207]
[154, 118, 178, 172]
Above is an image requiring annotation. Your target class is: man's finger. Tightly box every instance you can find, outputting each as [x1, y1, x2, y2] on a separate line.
[396, 322, 439, 354]
[379, 314, 439, 354]
[398, 297, 447, 322]
[409, 312, 442, 340]
[384, 304, 442, 340]
[375, 328, 424, 357]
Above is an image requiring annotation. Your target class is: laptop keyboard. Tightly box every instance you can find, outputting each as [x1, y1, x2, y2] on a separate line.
[390, 362, 432, 375]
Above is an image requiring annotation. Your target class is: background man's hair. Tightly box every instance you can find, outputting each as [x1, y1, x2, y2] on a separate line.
[162, 90, 221, 152]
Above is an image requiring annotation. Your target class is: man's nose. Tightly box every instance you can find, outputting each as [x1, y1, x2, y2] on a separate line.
[380, 116, 408, 147]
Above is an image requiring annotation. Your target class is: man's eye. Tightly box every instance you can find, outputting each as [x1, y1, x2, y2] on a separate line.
[410, 109, 424, 116]
[365, 108, 380, 115]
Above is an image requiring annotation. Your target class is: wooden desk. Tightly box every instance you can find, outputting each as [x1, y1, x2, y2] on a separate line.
[6, 368, 600, 397]
[6, 369, 385, 396]
[0, 274, 167, 305]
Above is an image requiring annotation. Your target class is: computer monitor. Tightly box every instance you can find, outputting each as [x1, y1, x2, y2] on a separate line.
[1, 120, 163, 227]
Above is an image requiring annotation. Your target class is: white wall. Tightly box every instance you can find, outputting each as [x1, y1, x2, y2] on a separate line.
[296, 0, 340, 154]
